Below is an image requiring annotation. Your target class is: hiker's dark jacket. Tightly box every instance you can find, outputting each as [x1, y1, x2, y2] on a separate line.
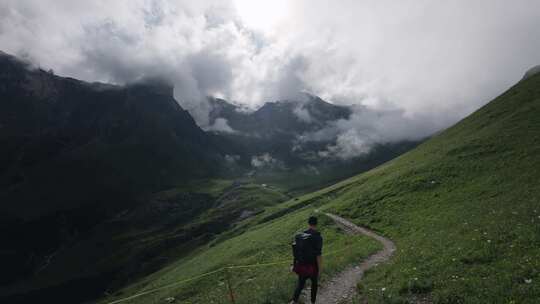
[302, 228, 323, 265]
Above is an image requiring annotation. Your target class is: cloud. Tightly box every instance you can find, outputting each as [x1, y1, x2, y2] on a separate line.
[1, 0, 540, 145]
[224, 154, 240, 165]
[251, 153, 282, 169]
[318, 130, 373, 160]
[206, 117, 236, 133]
[299, 105, 437, 159]
[293, 105, 312, 123]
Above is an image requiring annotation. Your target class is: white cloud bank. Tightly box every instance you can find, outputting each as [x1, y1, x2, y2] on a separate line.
[1, 0, 540, 152]
[206, 118, 236, 133]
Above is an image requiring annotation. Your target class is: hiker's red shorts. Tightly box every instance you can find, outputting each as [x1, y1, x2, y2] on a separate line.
[293, 263, 317, 276]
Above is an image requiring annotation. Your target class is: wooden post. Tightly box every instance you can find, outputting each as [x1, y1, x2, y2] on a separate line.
[225, 268, 236, 304]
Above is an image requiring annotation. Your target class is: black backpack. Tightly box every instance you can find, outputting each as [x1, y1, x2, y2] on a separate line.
[292, 232, 316, 264]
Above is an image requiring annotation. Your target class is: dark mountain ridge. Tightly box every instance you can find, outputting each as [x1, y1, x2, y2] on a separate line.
[0, 51, 222, 220]
[208, 94, 352, 137]
[0, 51, 226, 294]
[205, 95, 421, 190]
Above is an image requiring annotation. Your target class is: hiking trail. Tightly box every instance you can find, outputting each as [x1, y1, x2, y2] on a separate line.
[310, 213, 397, 304]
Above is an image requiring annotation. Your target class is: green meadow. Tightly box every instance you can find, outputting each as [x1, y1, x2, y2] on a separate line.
[100, 73, 540, 304]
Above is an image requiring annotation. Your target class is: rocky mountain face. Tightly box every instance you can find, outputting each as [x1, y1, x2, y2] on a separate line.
[0, 52, 224, 290]
[208, 94, 352, 137]
[206, 95, 350, 168]
[206, 95, 421, 179]
[0, 51, 222, 219]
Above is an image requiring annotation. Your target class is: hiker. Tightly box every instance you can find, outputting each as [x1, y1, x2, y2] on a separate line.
[290, 216, 323, 304]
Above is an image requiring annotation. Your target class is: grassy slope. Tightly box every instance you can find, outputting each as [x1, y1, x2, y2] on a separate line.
[100, 205, 380, 304]
[103, 180, 293, 280]
[324, 73, 540, 303]
[95, 173, 385, 303]
[100, 74, 539, 304]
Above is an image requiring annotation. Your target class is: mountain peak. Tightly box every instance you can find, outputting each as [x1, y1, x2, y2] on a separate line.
[0, 50, 23, 62]
[128, 78, 175, 96]
[522, 65, 540, 80]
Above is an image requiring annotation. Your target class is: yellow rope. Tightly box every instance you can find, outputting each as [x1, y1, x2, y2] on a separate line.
[103, 243, 354, 304]
[104, 268, 224, 304]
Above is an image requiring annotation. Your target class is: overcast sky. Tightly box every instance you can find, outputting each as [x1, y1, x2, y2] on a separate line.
[2, 0, 540, 137]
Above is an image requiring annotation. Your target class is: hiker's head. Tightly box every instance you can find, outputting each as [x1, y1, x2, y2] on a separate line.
[308, 216, 318, 228]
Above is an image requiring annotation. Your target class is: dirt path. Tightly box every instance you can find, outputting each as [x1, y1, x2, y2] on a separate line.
[308, 213, 397, 304]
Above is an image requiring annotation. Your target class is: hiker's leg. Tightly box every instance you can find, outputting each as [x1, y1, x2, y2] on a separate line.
[293, 275, 308, 302]
[310, 275, 318, 303]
